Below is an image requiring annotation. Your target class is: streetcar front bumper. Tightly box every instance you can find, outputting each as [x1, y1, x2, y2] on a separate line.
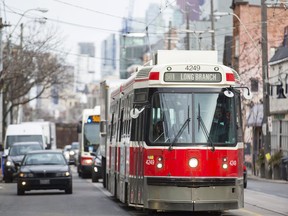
[144, 177, 244, 212]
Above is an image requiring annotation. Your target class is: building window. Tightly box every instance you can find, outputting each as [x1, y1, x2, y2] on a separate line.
[251, 78, 259, 92]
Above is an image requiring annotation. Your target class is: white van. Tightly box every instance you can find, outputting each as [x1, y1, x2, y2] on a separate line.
[4, 123, 47, 152]
[21, 121, 57, 150]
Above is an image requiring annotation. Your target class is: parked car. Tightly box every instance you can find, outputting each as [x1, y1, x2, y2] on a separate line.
[3, 142, 43, 183]
[243, 164, 247, 188]
[91, 149, 102, 183]
[17, 150, 72, 195]
[69, 142, 79, 165]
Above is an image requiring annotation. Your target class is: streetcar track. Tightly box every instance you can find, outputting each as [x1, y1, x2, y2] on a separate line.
[244, 201, 288, 216]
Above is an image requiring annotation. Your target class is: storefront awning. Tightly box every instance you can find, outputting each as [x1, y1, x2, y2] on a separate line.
[246, 104, 263, 127]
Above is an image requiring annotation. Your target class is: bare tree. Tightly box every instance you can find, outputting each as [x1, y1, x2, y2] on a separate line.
[0, 23, 71, 139]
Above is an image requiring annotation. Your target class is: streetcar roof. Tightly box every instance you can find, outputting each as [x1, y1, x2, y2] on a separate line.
[110, 50, 239, 98]
[154, 50, 218, 65]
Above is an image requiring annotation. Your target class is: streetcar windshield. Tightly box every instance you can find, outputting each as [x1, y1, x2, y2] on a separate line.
[149, 91, 236, 146]
[83, 123, 100, 152]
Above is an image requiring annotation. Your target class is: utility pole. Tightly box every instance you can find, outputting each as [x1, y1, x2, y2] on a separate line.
[0, 17, 11, 143]
[20, 23, 24, 49]
[261, 0, 271, 179]
[168, 20, 172, 50]
[185, 4, 190, 50]
[210, 0, 215, 50]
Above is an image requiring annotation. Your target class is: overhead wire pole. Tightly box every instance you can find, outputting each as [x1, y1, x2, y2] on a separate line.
[185, 4, 190, 50]
[213, 10, 269, 178]
[0, 12, 11, 143]
[210, 0, 215, 50]
[261, 0, 271, 179]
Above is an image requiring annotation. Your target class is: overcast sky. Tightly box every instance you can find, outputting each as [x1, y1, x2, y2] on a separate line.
[2, 0, 172, 66]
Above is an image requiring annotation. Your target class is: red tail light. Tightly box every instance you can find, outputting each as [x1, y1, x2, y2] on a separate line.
[226, 73, 235, 81]
[81, 156, 93, 165]
[149, 72, 160, 80]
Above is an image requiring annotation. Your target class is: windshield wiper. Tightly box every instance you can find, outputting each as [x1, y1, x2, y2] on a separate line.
[169, 106, 190, 151]
[197, 103, 215, 152]
[154, 132, 164, 142]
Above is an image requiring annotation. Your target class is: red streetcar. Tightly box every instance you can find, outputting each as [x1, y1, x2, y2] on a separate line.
[100, 50, 249, 213]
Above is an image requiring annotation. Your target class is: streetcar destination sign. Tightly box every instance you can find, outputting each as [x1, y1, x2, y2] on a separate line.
[164, 72, 222, 82]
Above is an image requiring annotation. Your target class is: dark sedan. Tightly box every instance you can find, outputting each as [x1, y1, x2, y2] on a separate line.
[3, 142, 43, 183]
[17, 150, 72, 195]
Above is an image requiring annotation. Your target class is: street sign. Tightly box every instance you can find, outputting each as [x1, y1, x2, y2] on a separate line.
[268, 116, 272, 132]
[262, 123, 266, 136]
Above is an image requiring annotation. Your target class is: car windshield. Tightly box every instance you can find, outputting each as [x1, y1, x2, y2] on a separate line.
[6, 135, 43, 149]
[71, 143, 79, 150]
[9, 144, 42, 156]
[83, 123, 100, 152]
[23, 153, 67, 165]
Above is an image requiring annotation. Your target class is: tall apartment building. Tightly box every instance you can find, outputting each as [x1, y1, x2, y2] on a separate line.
[75, 42, 97, 92]
[101, 34, 118, 79]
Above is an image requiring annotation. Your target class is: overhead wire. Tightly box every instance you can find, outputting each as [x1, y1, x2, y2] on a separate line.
[3, 0, 288, 64]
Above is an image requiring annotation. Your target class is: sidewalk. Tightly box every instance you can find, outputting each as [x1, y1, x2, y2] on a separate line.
[247, 167, 288, 184]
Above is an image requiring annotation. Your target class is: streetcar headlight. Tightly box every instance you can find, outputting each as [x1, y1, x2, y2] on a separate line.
[222, 157, 228, 169]
[156, 163, 163, 169]
[156, 156, 163, 169]
[189, 158, 198, 168]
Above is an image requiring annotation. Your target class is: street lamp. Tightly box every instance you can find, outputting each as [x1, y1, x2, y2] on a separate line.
[9, 8, 48, 37]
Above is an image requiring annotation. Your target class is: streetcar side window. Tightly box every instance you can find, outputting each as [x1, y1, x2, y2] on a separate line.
[130, 118, 137, 141]
[235, 92, 243, 142]
[118, 109, 124, 142]
[109, 113, 115, 142]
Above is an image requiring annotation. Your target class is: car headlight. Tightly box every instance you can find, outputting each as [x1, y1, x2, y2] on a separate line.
[19, 172, 34, 178]
[56, 171, 70, 177]
[5, 160, 14, 167]
[69, 151, 75, 156]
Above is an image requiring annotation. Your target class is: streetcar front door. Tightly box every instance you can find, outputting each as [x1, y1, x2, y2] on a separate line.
[130, 111, 145, 206]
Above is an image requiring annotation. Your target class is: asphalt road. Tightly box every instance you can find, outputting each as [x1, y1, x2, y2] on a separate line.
[0, 167, 287, 216]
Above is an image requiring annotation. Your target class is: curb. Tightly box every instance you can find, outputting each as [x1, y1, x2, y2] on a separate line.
[247, 173, 288, 184]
